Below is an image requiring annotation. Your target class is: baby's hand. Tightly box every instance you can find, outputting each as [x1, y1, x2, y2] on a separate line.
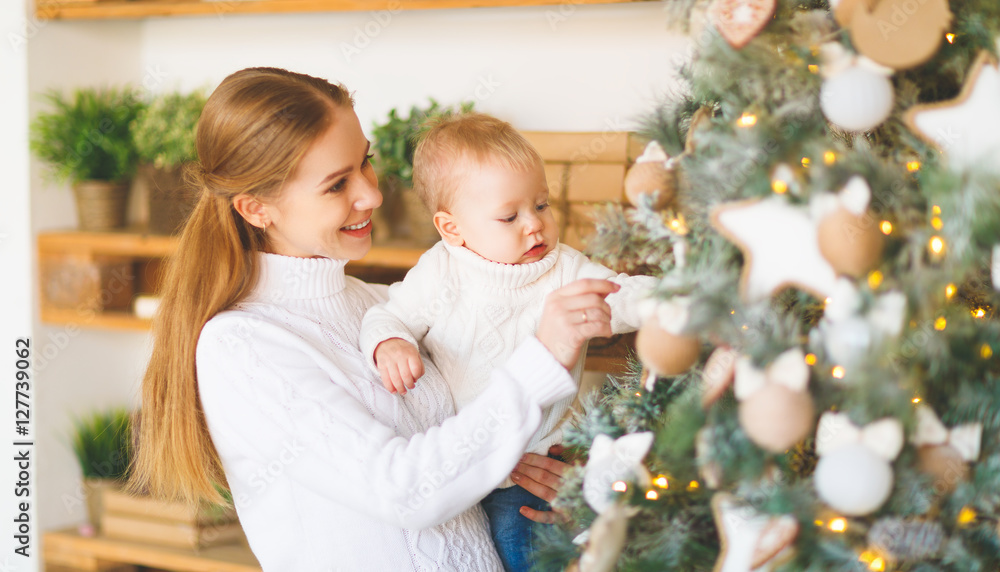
[373, 338, 425, 396]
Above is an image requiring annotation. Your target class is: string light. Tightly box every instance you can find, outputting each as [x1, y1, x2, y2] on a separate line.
[654, 475, 669, 489]
[824, 297, 832, 307]
[646, 490, 659, 500]
[932, 205, 942, 215]
[946, 283, 957, 299]
[832, 366, 846, 379]
[929, 236, 946, 258]
[738, 113, 758, 127]
[687, 480, 700, 491]
[973, 308, 986, 319]
[957, 506, 977, 526]
[808, 64, 819, 74]
[946, 33, 956, 44]
[982, 344, 993, 359]
[828, 518, 847, 532]
[907, 160, 922, 172]
[805, 353, 818, 366]
[742, 324, 749, 331]
[814, 519, 824, 527]
[879, 220, 893, 235]
[931, 217, 943, 230]
[612, 481, 628, 493]
[935, 317, 947, 331]
[912, 397, 922, 404]
[772, 179, 789, 194]
[824, 151, 837, 165]
[859, 551, 886, 572]
[868, 270, 883, 289]
[669, 215, 689, 235]
[801, 157, 812, 168]
[635, 392, 641, 396]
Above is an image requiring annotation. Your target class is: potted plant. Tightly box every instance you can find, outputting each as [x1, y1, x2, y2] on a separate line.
[70, 407, 133, 534]
[30, 86, 145, 231]
[371, 99, 474, 245]
[131, 89, 207, 235]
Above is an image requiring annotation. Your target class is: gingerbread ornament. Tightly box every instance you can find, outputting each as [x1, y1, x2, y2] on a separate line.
[847, 0, 952, 70]
[711, 493, 799, 571]
[710, 0, 777, 50]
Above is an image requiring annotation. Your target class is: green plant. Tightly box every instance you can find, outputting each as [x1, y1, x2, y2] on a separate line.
[30, 86, 145, 184]
[71, 408, 132, 481]
[131, 89, 208, 168]
[371, 99, 475, 189]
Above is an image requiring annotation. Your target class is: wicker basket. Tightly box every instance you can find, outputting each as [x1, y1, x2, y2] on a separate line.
[142, 164, 197, 235]
[72, 180, 130, 231]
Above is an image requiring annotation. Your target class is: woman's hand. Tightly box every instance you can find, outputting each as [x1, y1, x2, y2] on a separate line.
[511, 445, 572, 524]
[535, 279, 620, 369]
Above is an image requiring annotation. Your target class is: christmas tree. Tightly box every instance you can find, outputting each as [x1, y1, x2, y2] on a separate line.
[538, 1, 1000, 570]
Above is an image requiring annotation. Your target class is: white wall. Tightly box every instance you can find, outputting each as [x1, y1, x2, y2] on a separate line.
[27, 3, 689, 535]
[1, 0, 38, 567]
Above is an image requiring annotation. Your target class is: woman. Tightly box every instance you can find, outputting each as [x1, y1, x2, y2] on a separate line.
[129, 67, 617, 571]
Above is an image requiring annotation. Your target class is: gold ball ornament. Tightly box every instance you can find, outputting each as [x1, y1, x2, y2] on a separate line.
[624, 160, 676, 209]
[738, 384, 815, 453]
[636, 316, 701, 376]
[817, 207, 886, 278]
[917, 445, 969, 493]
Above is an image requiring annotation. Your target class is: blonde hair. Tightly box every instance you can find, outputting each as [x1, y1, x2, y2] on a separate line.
[412, 112, 542, 212]
[128, 68, 353, 505]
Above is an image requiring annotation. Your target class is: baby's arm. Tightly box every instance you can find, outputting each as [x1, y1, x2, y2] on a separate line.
[360, 247, 448, 393]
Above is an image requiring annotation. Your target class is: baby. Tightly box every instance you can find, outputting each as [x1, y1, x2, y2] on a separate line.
[360, 113, 654, 572]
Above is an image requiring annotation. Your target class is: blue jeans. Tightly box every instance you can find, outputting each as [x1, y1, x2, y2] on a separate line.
[480, 484, 550, 572]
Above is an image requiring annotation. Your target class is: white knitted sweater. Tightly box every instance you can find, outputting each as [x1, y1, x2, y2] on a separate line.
[360, 241, 654, 484]
[196, 252, 576, 571]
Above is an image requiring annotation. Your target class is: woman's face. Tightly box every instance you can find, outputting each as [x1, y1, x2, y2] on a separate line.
[263, 105, 382, 260]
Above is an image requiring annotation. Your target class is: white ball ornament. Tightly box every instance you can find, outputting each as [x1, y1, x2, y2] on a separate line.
[820, 63, 895, 132]
[814, 442, 894, 516]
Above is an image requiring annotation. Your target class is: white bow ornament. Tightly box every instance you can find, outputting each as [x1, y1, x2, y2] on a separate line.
[911, 405, 982, 462]
[815, 412, 904, 461]
[583, 432, 654, 515]
[734, 348, 810, 401]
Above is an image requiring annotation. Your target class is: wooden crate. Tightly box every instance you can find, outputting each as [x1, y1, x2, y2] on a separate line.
[100, 489, 241, 550]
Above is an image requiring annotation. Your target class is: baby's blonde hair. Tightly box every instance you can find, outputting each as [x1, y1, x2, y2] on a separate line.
[412, 112, 543, 212]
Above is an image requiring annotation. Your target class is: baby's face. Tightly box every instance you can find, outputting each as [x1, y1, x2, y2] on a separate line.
[447, 159, 558, 264]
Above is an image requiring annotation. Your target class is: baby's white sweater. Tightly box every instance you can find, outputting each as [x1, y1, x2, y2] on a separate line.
[196, 252, 576, 571]
[361, 241, 654, 485]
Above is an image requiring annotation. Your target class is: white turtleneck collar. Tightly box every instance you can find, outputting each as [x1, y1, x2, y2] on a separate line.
[246, 251, 350, 303]
[440, 240, 561, 290]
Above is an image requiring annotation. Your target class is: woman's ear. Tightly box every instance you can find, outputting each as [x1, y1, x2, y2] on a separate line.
[232, 193, 269, 229]
[433, 211, 464, 246]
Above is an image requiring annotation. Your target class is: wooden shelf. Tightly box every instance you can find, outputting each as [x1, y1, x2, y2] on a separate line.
[37, 230, 429, 331]
[36, 0, 645, 20]
[44, 527, 261, 572]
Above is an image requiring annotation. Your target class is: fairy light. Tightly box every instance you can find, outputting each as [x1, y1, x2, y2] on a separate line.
[801, 157, 812, 168]
[929, 236, 946, 257]
[973, 308, 986, 319]
[880, 220, 893, 235]
[982, 344, 994, 359]
[742, 324, 749, 331]
[945, 283, 957, 299]
[772, 179, 789, 194]
[612, 481, 628, 493]
[868, 557, 886, 571]
[912, 397, 922, 404]
[669, 214, 689, 235]
[824, 297, 832, 307]
[931, 217, 943, 230]
[824, 151, 837, 165]
[828, 518, 847, 532]
[832, 366, 846, 379]
[646, 490, 659, 500]
[738, 113, 758, 127]
[654, 475, 669, 489]
[635, 392, 641, 396]
[946, 33, 956, 44]
[814, 519, 824, 527]
[808, 64, 819, 74]
[932, 205, 942, 215]
[958, 506, 977, 526]
[730, 309, 736, 315]
[805, 353, 818, 366]
[868, 270, 884, 290]
[907, 160, 922, 172]
[687, 480, 700, 491]
[935, 317, 947, 331]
